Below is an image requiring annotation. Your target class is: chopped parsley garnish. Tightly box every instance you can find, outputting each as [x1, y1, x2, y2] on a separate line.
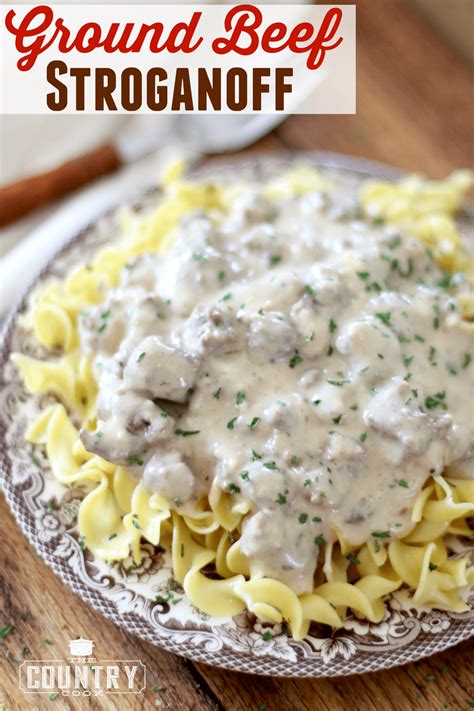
[403, 356, 414, 367]
[289, 355, 303, 368]
[28, 452, 41, 467]
[213, 387, 222, 399]
[127, 455, 143, 466]
[350, 404, 358, 411]
[132, 518, 142, 531]
[374, 311, 391, 327]
[220, 292, 232, 302]
[49, 693, 59, 701]
[252, 449, 262, 460]
[227, 417, 237, 430]
[312, 399, 321, 406]
[192, 252, 206, 262]
[304, 479, 311, 487]
[276, 493, 287, 505]
[314, 534, 325, 546]
[428, 562, 438, 571]
[269, 255, 282, 268]
[0, 624, 13, 639]
[398, 479, 409, 488]
[328, 318, 337, 333]
[357, 271, 370, 281]
[291, 455, 300, 466]
[304, 284, 315, 295]
[108, 533, 118, 540]
[175, 429, 200, 436]
[428, 346, 437, 364]
[327, 379, 350, 387]
[433, 303, 441, 330]
[264, 461, 277, 470]
[372, 530, 390, 539]
[248, 417, 261, 429]
[424, 392, 447, 410]
[359, 432, 367, 442]
[414, 334, 425, 342]
[228, 484, 240, 494]
[306, 331, 314, 342]
[78, 535, 86, 550]
[332, 414, 342, 425]
[327, 345, 334, 356]
[437, 273, 452, 289]
[346, 553, 360, 565]
[463, 353, 471, 369]
[236, 391, 246, 405]
[174, 496, 181, 508]
[217, 269, 226, 281]
[240, 470, 249, 481]
[298, 513, 308, 524]
[312, 515, 321, 522]
[137, 351, 146, 363]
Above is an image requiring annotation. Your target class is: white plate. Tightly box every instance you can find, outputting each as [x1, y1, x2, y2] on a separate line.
[1, 152, 472, 676]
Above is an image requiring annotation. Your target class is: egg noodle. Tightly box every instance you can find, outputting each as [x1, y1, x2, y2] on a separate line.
[12, 163, 474, 639]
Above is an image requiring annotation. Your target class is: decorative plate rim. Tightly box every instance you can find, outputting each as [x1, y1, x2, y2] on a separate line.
[0, 150, 472, 678]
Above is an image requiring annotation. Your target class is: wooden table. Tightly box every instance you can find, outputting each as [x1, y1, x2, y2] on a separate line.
[1, 0, 473, 708]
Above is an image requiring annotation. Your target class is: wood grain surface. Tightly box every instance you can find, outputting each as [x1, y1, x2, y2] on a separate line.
[1, 0, 473, 708]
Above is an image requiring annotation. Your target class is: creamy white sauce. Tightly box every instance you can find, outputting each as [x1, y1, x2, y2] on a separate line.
[79, 185, 474, 595]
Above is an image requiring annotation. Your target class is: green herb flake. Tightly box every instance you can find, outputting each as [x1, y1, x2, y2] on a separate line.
[346, 553, 360, 565]
[289, 355, 303, 368]
[127, 454, 144, 466]
[220, 292, 232, 302]
[252, 449, 262, 461]
[175, 429, 200, 437]
[290, 455, 300, 466]
[227, 417, 238, 430]
[359, 432, 367, 442]
[269, 255, 282, 268]
[424, 392, 447, 410]
[174, 496, 181, 508]
[276, 493, 287, 505]
[463, 353, 472, 369]
[298, 513, 308, 524]
[314, 534, 325, 546]
[49, 693, 59, 701]
[108, 533, 118, 540]
[261, 630, 273, 641]
[229, 483, 241, 495]
[28, 452, 41, 467]
[372, 530, 390, 539]
[312, 515, 322, 522]
[374, 312, 392, 327]
[357, 271, 370, 281]
[248, 417, 261, 430]
[398, 479, 409, 488]
[192, 252, 206, 262]
[213, 387, 222, 400]
[240, 470, 249, 481]
[332, 414, 342, 425]
[328, 318, 337, 333]
[312, 399, 321, 407]
[0, 624, 13, 639]
[327, 379, 350, 387]
[137, 351, 146, 363]
[304, 284, 315, 296]
[236, 391, 246, 405]
[403, 356, 414, 367]
[217, 269, 226, 281]
[264, 461, 277, 470]
[429, 562, 438, 571]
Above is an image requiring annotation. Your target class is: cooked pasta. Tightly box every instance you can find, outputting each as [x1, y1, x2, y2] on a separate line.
[12, 163, 473, 639]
